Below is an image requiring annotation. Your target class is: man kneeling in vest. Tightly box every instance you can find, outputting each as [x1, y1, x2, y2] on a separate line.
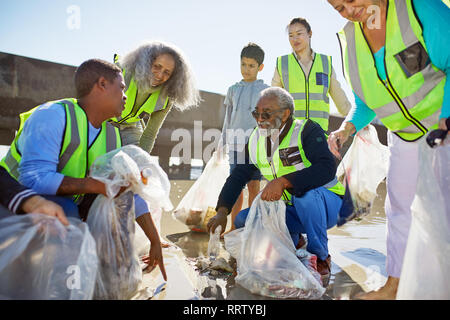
[207, 87, 345, 287]
[0, 59, 167, 280]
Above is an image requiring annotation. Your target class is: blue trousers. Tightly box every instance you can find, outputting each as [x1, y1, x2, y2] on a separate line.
[234, 187, 342, 261]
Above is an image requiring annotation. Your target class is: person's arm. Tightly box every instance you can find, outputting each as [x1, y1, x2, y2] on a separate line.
[139, 103, 173, 154]
[412, 0, 450, 121]
[207, 145, 258, 233]
[220, 86, 234, 147]
[56, 176, 106, 196]
[18, 104, 107, 197]
[282, 120, 338, 197]
[272, 64, 283, 87]
[0, 167, 69, 224]
[0, 166, 37, 214]
[329, 66, 353, 116]
[18, 105, 68, 194]
[136, 211, 167, 281]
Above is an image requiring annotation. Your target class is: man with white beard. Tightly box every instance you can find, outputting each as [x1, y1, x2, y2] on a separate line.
[207, 87, 345, 286]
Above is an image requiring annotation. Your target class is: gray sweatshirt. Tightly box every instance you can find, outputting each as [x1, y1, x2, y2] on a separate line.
[221, 79, 269, 152]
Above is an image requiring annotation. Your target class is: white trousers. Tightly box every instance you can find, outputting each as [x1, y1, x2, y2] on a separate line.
[385, 131, 420, 278]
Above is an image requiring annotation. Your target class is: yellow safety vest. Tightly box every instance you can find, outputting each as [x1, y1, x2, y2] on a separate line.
[337, 0, 445, 141]
[277, 53, 332, 131]
[0, 99, 121, 185]
[110, 54, 169, 124]
[248, 119, 345, 203]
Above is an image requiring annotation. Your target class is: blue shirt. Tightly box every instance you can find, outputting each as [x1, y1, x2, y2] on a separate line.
[221, 79, 269, 151]
[17, 101, 148, 218]
[347, 0, 450, 132]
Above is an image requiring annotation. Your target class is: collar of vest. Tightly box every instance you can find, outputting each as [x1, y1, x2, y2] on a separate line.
[265, 117, 294, 158]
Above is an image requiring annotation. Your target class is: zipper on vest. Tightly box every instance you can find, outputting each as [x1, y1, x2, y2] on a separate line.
[293, 54, 316, 119]
[268, 158, 290, 202]
[118, 88, 153, 124]
[358, 23, 427, 136]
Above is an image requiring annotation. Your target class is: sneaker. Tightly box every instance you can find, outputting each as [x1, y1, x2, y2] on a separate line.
[317, 255, 331, 287]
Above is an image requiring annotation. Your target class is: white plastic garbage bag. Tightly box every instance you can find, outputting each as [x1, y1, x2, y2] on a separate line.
[337, 125, 389, 220]
[87, 191, 142, 300]
[397, 137, 450, 300]
[86, 145, 172, 300]
[207, 225, 222, 258]
[224, 195, 325, 299]
[88, 145, 173, 212]
[173, 149, 230, 232]
[0, 214, 98, 300]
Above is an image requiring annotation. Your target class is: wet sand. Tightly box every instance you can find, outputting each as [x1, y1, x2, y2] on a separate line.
[138, 179, 388, 300]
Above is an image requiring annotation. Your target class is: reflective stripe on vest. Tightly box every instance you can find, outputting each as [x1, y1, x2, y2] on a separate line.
[248, 119, 344, 201]
[277, 53, 331, 131]
[337, 0, 445, 141]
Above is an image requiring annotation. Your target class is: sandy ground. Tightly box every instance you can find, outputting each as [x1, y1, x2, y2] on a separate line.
[134, 179, 388, 300]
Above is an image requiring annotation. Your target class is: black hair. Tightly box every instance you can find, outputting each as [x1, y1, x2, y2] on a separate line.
[241, 42, 265, 66]
[286, 17, 312, 34]
[74, 59, 122, 98]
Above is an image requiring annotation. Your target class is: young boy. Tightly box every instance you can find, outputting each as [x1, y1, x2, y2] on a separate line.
[220, 43, 269, 234]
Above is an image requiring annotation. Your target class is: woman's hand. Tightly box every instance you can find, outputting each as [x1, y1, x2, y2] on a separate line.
[328, 122, 356, 159]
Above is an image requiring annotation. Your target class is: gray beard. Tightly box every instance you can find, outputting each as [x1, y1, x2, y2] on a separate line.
[258, 116, 283, 138]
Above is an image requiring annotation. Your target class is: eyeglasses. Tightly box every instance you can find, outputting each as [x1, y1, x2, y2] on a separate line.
[251, 109, 283, 120]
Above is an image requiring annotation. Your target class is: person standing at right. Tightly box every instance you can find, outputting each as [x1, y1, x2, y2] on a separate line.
[272, 17, 352, 131]
[327, 0, 450, 299]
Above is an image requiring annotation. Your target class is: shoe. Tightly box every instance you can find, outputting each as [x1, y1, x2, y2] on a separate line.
[316, 255, 331, 287]
[295, 234, 306, 249]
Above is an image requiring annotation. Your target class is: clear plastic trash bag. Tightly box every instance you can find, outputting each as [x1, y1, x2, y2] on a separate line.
[397, 137, 450, 299]
[87, 191, 141, 300]
[89, 145, 173, 212]
[172, 149, 230, 232]
[86, 145, 173, 299]
[207, 225, 222, 259]
[224, 195, 325, 299]
[0, 214, 98, 300]
[336, 125, 389, 225]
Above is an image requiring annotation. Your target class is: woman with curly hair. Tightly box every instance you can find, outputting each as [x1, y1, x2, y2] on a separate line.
[111, 41, 201, 154]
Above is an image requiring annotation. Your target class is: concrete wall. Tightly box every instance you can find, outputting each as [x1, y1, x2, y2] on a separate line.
[0, 52, 387, 179]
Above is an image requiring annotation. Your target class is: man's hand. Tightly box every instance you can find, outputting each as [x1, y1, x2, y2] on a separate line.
[136, 212, 167, 281]
[207, 207, 228, 234]
[260, 177, 291, 201]
[141, 240, 167, 281]
[21, 195, 69, 226]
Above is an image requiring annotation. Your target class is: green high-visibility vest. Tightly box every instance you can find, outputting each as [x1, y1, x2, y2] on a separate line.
[337, 0, 445, 142]
[248, 119, 345, 203]
[277, 53, 332, 131]
[110, 54, 169, 124]
[0, 99, 121, 185]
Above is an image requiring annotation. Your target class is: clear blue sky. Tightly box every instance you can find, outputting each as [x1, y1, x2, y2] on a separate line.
[0, 0, 355, 114]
